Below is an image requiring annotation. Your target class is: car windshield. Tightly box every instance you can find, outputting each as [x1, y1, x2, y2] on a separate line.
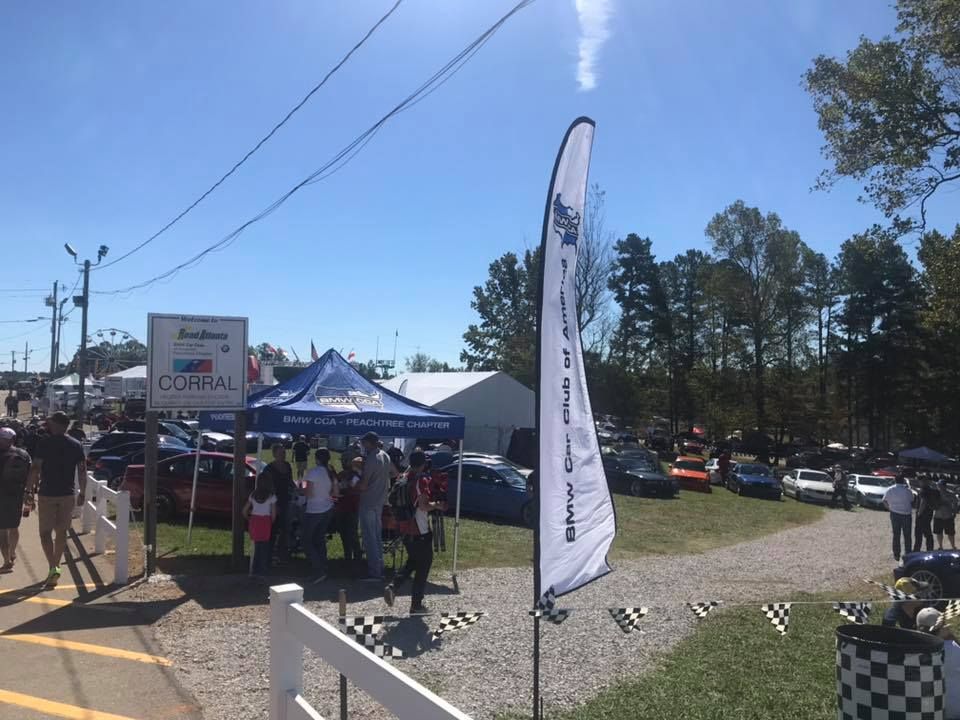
[620, 457, 656, 472]
[675, 460, 705, 472]
[492, 464, 527, 486]
[737, 464, 770, 476]
[161, 423, 191, 442]
[800, 471, 831, 483]
[859, 476, 894, 487]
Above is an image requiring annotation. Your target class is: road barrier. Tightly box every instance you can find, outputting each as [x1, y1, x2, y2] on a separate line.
[81, 474, 130, 584]
[269, 584, 472, 720]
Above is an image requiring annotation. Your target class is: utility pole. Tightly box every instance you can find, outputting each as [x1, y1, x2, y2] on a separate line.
[46, 281, 58, 375]
[10, 351, 15, 375]
[54, 295, 69, 373]
[64, 244, 108, 419]
[22, 342, 31, 375]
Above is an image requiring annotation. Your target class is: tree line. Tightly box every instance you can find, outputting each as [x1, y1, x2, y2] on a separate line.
[461, 0, 960, 454]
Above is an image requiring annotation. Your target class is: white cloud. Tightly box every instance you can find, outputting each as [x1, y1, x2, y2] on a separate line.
[575, 0, 614, 91]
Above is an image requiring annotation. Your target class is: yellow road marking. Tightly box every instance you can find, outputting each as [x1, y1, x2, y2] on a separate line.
[0, 583, 100, 597]
[1, 633, 172, 666]
[0, 689, 138, 720]
[0, 595, 73, 608]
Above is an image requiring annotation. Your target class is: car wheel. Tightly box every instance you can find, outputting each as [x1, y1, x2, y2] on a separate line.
[737, 485, 744, 497]
[909, 569, 943, 601]
[630, 479, 645, 497]
[857, 492, 866, 508]
[156, 492, 177, 523]
[795, 490, 804, 503]
[521, 502, 534, 528]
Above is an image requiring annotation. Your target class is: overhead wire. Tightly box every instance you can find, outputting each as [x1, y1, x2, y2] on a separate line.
[93, 0, 405, 273]
[95, 0, 536, 297]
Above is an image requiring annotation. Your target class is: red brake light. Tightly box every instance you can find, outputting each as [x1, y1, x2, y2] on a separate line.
[95, 461, 106, 470]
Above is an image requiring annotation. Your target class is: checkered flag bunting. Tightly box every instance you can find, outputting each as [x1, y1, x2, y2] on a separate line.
[944, 599, 960, 621]
[865, 579, 916, 601]
[687, 601, 720, 619]
[339, 616, 404, 659]
[608, 607, 649, 634]
[761, 603, 791, 636]
[370, 642, 405, 659]
[430, 612, 485, 641]
[834, 602, 872, 625]
[532, 587, 571, 625]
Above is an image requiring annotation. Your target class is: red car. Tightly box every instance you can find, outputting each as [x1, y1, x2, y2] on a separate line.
[121, 452, 264, 522]
[681, 439, 706, 456]
[669, 456, 712, 493]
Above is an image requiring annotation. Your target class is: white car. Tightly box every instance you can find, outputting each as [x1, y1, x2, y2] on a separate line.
[782, 468, 835, 503]
[705, 458, 723, 485]
[846, 474, 895, 509]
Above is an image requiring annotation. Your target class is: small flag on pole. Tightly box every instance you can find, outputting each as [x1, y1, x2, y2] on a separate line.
[347, 349, 357, 362]
[311, 341, 319, 361]
[761, 603, 791, 636]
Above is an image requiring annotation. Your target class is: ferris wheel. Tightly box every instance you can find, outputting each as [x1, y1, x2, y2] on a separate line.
[86, 327, 143, 376]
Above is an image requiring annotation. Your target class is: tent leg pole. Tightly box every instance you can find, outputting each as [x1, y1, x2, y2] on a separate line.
[452, 440, 463, 583]
[186, 439, 202, 545]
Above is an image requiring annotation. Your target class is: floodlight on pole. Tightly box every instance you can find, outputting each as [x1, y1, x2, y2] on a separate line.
[64, 243, 78, 259]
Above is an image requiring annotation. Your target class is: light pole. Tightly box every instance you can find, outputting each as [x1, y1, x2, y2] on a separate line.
[64, 243, 109, 419]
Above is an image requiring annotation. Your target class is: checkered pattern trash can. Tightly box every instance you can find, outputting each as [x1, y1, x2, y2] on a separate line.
[836, 624, 944, 720]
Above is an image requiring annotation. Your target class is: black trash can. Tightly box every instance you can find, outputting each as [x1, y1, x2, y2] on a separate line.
[836, 623, 944, 719]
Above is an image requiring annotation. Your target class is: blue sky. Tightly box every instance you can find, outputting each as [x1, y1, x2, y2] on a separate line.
[1, 0, 954, 372]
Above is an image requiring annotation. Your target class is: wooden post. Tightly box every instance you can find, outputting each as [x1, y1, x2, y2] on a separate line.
[231, 410, 247, 570]
[144, 410, 158, 576]
[339, 589, 348, 720]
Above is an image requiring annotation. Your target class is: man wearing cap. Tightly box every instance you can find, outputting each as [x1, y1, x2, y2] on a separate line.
[829, 464, 851, 510]
[916, 607, 960, 719]
[27, 411, 86, 587]
[881, 578, 927, 629]
[0, 427, 31, 573]
[355, 432, 391, 581]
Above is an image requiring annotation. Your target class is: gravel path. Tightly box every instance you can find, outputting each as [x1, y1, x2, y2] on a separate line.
[147, 506, 894, 719]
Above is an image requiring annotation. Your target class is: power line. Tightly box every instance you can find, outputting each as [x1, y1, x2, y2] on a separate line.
[93, 0, 405, 273]
[96, 0, 536, 297]
[0, 288, 46, 292]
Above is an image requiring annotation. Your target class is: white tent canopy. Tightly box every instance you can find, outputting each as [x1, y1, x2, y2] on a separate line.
[104, 365, 147, 399]
[380, 371, 534, 455]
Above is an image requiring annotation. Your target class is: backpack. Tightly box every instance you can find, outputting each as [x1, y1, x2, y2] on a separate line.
[389, 477, 416, 523]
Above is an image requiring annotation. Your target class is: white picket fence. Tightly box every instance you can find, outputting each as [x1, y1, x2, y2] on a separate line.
[269, 584, 472, 720]
[80, 474, 130, 584]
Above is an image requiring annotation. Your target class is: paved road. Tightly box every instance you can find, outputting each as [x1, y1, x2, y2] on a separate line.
[0, 513, 201, 720]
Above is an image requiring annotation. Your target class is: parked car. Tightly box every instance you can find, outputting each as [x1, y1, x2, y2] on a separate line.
[726, 463, 782, 500]
[894, 550, 960, 602]
[110, 419, 195, 446]
[452, 453, 533, 478]
[198, 431, 233, 451]
[681, 438, 706, 456]
[785, 451, 829, 470]
[87, 432, 190, 464]
[93, 444, 191, 488]
[122, 452, 264, 522]
[601, 455, 678, 498]
[440, 458, 534, 526]
[669, 456, 711, 493]
[214, 431, 294, 453]
[781, 468, 834, 503]
[705, 458, 722, 486]
[846, 473, 895, 509]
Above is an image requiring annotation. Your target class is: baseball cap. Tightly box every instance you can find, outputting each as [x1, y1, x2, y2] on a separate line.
[0, 427, 16, 441]
[917, 607, 942, 632]
[895, 578, 918, 595]
[361, 432, 379, 444]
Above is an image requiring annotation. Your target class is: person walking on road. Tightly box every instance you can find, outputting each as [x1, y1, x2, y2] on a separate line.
[355, 432, 391, 582]
[292, 435, 309, 481]
[4, 393, 18, 418]
[829, 465, 852, 510]
[935, 479, 959, 551]
[0, 427, 31, 573]
[301, 448, 337, 583]
[883, 475, 915, 562]
[26, 411, 86, 587]
[914, 475, 940, 553]
[383, 451, 442, 614]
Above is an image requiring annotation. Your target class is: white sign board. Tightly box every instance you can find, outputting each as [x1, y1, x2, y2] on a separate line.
[147, 314, 248, 411]
[104, 376, 123, 399]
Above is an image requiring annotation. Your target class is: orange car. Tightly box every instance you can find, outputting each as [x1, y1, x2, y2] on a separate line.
[669, 456, 712, 493]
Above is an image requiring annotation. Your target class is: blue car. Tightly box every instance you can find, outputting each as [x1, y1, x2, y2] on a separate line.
[895, 550, 960, 601]
[726, 463, 782, 500]
[92, 440, 191, 488]
[441, 458, 534, 527]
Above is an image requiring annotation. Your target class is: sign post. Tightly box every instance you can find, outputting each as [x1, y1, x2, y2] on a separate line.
[146, 313, 248, 576]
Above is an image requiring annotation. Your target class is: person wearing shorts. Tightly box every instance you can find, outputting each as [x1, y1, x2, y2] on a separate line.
[27, 412, 86, 587]
[292, 435, 310, 481]
[935, 479, 959, 550]
[0, 427, 31, 573]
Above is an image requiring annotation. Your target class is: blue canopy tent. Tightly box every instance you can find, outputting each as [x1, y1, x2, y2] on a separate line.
[199, 349, 469, 576]
[899, 446, 950, 464]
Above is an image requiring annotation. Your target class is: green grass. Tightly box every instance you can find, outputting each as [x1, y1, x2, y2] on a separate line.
[150, 485, 823, 575]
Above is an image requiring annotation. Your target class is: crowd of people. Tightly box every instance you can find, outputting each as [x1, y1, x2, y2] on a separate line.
[882, 471, 959, 561]
[241, 431, 448, 614]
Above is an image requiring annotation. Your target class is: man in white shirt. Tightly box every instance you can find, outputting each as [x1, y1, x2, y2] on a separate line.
[301, 449, 336, 583]
[883, 475, 916, 562]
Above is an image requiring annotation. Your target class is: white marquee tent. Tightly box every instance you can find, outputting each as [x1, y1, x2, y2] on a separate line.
[380, 371, 534, 455]
[103, 365, 147, 399]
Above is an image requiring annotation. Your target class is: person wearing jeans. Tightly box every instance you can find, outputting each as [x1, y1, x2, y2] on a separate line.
[883, 475, 916, 562]
[355, 433, 391, 581]
[302, 449, 337, 583]
[383, 451, 442, 614]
